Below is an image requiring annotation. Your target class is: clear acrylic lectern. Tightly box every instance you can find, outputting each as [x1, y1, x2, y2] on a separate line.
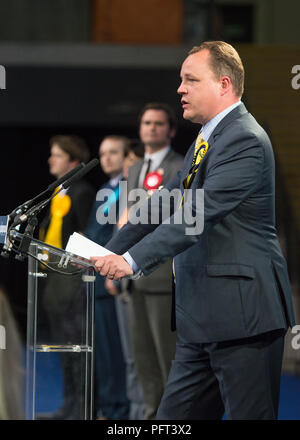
[25, 237, 95, 420]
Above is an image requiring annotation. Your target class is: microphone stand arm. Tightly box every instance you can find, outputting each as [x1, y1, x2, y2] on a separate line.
[14, 216, 39, 261]
[10, 187, 63, 259]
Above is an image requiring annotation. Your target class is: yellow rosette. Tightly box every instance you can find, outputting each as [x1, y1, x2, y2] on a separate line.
[44, 192, 71, 249]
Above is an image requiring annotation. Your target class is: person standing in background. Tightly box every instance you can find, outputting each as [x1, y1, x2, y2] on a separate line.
[40, 135, 95, 419]
[84, 135, 130, 420]
[105, 139, 145, 420]
[105, 104, 183, 420]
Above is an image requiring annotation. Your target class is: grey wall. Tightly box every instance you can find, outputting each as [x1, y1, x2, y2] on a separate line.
[0, 0, 91, 42]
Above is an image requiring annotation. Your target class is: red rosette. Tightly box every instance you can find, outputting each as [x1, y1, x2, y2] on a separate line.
[144, 171, 163, 191]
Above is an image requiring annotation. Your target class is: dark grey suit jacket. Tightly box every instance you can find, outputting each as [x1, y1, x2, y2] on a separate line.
[127, 148, 183, 293]
[107, 103, 295, 342]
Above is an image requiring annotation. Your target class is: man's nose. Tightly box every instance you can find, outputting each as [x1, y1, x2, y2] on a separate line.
[177, 82, 186, 95]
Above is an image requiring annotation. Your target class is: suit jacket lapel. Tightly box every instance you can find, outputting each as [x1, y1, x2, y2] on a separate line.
[129, 149, 174, 190]
[208, 102, 248, 142]
[158, 149, 177, 183]
[192, 103, 249, 178]
[131, 160, 144, 188]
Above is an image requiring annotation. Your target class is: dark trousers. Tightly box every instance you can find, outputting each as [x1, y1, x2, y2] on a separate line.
[156, 329, 286, 420]
[115, 294, 145, 420]
[129, 288, 177, 420]
[94, 296, 129, 419]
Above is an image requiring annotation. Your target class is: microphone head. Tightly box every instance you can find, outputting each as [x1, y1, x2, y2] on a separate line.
[79, 157, 99, 174]
[62, 158, 99, 189]
[82, 158, 99, 172]
[47, 162, 85, 192]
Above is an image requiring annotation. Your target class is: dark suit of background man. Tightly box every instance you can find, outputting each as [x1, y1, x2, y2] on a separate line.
[91, 41, 296, 420]
[113, 103, 183, 419]
[84, 136, 130, 420]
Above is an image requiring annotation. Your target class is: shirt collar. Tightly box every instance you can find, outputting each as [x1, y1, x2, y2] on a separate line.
[144, 145, 170, 163]
[109, 172, 123, 188]
[201, 101, 241, 142]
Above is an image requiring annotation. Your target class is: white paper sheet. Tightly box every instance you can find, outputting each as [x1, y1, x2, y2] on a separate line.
[65, 232, 115, 260]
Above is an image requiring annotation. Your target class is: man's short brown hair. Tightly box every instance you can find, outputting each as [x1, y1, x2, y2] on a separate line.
[189, 41, 244, 97]
[50, 135, 90, 163]
[138, 102, 177, 131]
[101, 135, 131, 157]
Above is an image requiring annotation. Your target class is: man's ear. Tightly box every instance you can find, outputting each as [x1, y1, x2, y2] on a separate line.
[220, 76, 231, 96]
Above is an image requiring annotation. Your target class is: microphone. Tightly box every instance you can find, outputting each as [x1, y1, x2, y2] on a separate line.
[62, 158, 99, 189]
[12, 158, 99, 226]
[47, 162, 85, 192]
[9, 162, 86, 220]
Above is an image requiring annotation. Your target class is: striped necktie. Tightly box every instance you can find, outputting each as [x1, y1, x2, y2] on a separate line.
[173, 133, 209, 279]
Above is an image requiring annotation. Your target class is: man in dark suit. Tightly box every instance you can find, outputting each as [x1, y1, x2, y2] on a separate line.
[113, 103, 183, 419]
[91, 41, 296, 419]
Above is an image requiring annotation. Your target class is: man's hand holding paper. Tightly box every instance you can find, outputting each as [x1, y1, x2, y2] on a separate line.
[90, 255, 133, 281]
[66, 232, 136, 280]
